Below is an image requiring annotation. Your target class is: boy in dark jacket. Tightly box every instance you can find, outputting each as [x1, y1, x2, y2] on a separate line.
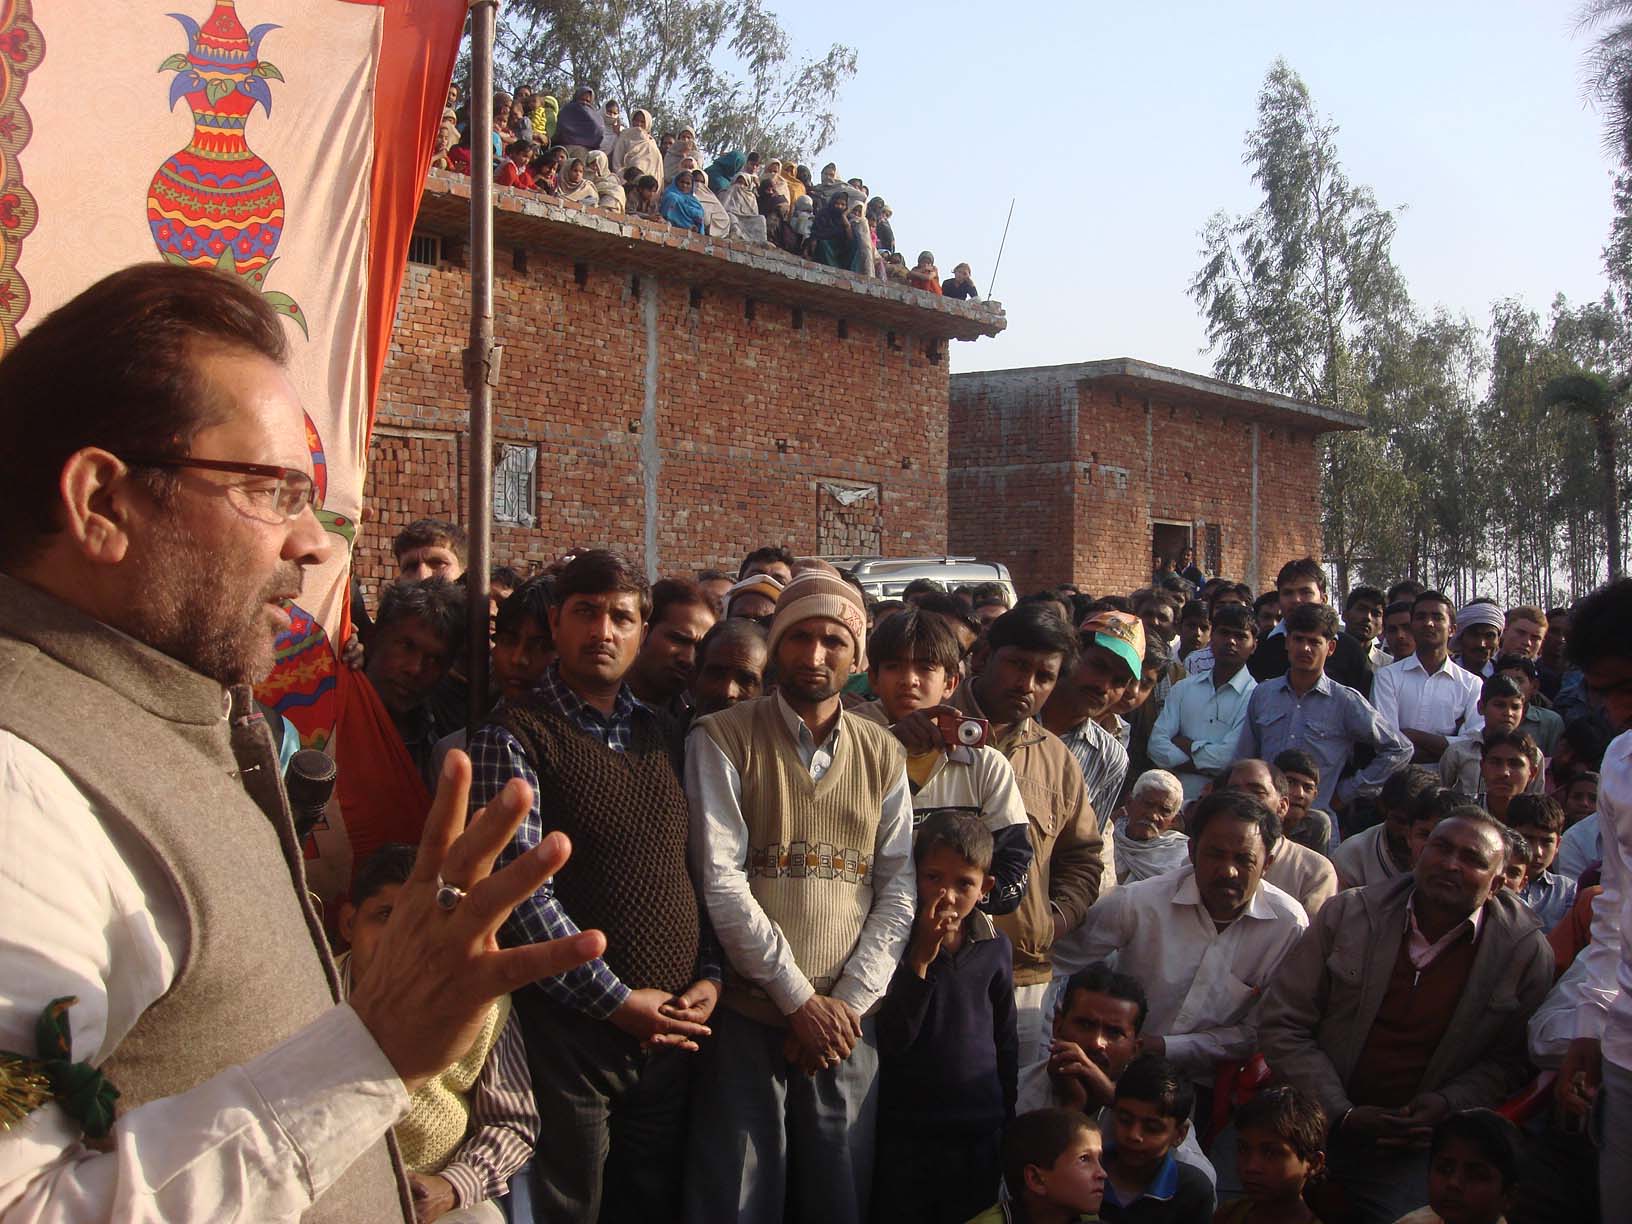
[873, 811, 1018, 1223]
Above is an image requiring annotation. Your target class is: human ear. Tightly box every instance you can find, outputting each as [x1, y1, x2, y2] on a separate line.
[981, 874, 995, 898]
[59, 448, 137, 564]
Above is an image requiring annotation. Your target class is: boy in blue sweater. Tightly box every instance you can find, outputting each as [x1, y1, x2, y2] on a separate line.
[874, 810, 1019, 1223]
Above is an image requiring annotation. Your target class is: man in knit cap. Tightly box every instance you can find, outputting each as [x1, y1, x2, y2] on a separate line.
[469, 550, 720, 1222]
[683, 561, 915, 1224]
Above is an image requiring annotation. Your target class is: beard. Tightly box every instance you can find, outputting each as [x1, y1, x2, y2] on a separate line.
[121, 508, 302, 687]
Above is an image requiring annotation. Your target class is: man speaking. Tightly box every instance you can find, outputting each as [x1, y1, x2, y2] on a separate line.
[0, 264, 598, 1220]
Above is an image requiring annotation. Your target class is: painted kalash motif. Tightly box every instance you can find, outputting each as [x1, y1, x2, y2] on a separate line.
[150, 0, 304, 333]
[153, 2, 354, 758]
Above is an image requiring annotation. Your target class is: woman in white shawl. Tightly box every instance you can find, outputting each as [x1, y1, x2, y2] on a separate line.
[612, 108, 664, 183]
[758, 157, 791, 216]
[720, 170, 759, 220]
[686, 164, 732, 237]
[557, 156, 599, 206]
[663, 127, 700, 183]
[584, 150, 626, 212]
[1111, 769, 1190, 884]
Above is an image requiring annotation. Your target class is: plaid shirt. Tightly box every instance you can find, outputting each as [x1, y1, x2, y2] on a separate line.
[469, 662, 720, 1019]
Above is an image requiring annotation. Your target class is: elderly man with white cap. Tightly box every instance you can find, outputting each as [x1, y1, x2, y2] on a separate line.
[1452, 599, 1505, 678]
[681, 563, 914, 1224]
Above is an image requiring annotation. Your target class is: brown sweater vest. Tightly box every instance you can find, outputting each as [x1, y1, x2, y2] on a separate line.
[0, 574, 408, 1222]
[495, 702, 700, 996]
[700, 696, 904, 1024]
[1348, 924, 1480, 1108]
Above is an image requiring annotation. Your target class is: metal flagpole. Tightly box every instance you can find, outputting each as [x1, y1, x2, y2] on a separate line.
[464, 0, 500, 737]
[985, 198, 1015, 304]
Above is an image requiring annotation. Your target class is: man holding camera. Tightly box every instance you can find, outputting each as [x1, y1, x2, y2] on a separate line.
[683, 564, 915, 1224]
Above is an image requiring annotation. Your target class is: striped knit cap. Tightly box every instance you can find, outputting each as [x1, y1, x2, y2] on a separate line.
[767, 563, 868, 670]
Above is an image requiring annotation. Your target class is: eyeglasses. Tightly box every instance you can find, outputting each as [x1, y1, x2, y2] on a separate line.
[125, 455, 316, 523]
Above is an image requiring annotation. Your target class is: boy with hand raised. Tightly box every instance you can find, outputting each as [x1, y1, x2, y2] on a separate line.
[876, 811, 1018, 1223]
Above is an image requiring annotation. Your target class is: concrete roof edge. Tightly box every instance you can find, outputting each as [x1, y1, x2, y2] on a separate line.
[951, 357, 1365, 431]
[416, 173, 1007, 342]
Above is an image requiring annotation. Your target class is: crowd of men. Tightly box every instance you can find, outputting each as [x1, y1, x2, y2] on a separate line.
[431, 83, 981, 298]
[3, 261, 1631, 1224]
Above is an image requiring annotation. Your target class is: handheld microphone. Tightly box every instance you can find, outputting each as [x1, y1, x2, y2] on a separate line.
[285, 749, 337, 844]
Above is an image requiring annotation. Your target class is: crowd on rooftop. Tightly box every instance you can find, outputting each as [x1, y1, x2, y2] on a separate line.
[431, 84, 983, 299]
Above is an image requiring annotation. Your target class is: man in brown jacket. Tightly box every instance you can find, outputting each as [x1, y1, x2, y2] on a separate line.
[952, 603, 1104, 1110]
[0, 265, 596, 1220]
[1259, 807, 1552, 1224]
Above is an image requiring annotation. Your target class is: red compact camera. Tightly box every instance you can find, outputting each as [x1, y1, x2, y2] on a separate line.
[935, 711, 989, 750]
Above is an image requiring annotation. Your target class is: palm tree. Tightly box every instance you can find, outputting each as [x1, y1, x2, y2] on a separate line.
[1579, 1, 1632, 161]
[1543, 371, 1626, 580]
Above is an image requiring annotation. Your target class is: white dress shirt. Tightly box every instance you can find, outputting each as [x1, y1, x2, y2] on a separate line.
[1370, 651, 1484, 744]
[684, 695, 916, 1017]
[1571, 731, 1632, 1072]
[0, 730, 407, 1222]
[1049, 866, 1308, 1074]
[1148, 665, 1258, 800]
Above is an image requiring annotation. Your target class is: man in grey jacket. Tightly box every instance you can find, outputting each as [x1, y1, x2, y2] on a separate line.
[1259, 808, 1552, 1224]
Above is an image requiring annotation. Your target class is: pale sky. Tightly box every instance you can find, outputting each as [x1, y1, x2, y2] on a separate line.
[771, 1, 1619, 378]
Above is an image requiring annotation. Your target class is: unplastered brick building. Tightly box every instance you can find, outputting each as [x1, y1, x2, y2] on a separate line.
[947, 360, 1364, 596]
[357, 175, 1006, 594]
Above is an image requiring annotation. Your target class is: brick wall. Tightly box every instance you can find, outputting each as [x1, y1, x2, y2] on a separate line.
[949, 367, 1341, 598]
[357, 190, 991, 600]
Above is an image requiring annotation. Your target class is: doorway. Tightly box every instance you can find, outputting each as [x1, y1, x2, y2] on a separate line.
[1151, 521, 1192, 578]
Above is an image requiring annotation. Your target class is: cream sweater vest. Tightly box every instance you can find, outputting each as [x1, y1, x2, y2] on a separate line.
[700, 696, 902, 1024]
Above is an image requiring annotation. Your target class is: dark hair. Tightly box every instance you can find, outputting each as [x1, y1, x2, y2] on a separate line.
[1568, 578, 1632, 669]
[1481, 727, 1538, 761]
[1384, 598, 1414, 620]
[1429, 1109, 1523, 1188]
[985, 604, 1080, 665]
[394, 518, 468, 565]
[1408, 785, 1461, 829]
[1179, 600, 1211, 625]
[1061, 963, 1149, 1033]
[1229, 757, 1289, 797]
[1498, 823, 1531, 868]
[1253, 591, 1281, 613]
[1569, 770, 1601, 792]
[1284, 601, 1340, 639]
[1002, 1109, 1098, 1197]
[697, 567, 732, 583]
[506, 137, 534, 157]
[914, 809, 994, 873]
[375, 577, 466, 651]
[1142, 634, 1172, 670]
[969, 581, 1011, 610]
[495, 573, 554, 637]
[1275, 557, 1327, 594]
[1132, 588, 1178, 616]
[1479, 675, 1526, 709]
[1114, 1054, 1194, 1121]
[1561, 719, 1612, 770]
[1387, 579, 1427, 603]
[490, 565, 525, 590]
[1235, 1085, 1328, 1162]
[738, 545, 794, 579]
[1210, 603, 1257, 636]
[637, 174, 660, 191]
[1381, 765, 1439, 813]
[1344, 584, 1385, 612]
[1274, 749, 1320, 785]
[1413, 589, 1456, 618]
[651, 576, 720, 623]
[553, 549, 651, 618]
[697, 615, 768, 665]
[1084, 594, 1134, 616]
[0, 264, 291, 567]
[1493, 653, 1539, 681]
[351, 842, 418, 906]
[902, 577, 947, 598]
[869, 607, 964, 675]
[1505, 793, 1565, 835]
[914, 592, 982, 644]
[1190, 788, 1280, 851]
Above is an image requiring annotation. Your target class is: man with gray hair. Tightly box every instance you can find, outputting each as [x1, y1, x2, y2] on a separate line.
[1111, 769, 1189, 883]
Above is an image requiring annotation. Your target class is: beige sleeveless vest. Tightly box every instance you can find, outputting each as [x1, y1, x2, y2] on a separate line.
[699, 696, 903, 1025]
[0, 574, 409, 1222]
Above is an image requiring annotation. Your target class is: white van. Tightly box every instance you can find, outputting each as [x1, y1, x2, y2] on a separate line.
[824, 556, 1019, 607]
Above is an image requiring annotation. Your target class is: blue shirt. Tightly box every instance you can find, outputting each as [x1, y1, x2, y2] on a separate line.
[1520, 868, 1578, 933]
[1148, 664, 1257, 800]
[1236, 672, 1412, 812]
